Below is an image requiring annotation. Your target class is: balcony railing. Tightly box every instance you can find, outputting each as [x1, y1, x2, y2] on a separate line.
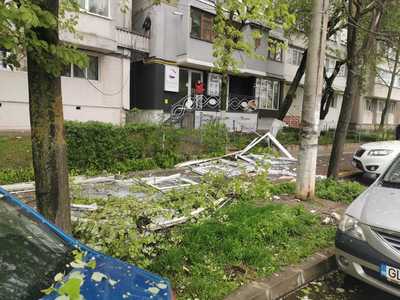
[116, 27, 149, 53]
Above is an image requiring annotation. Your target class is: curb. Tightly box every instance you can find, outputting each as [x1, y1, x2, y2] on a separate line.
[224, 248, 337, 300]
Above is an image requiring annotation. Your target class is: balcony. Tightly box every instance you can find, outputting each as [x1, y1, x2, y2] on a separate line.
[116, 27, 149, 53]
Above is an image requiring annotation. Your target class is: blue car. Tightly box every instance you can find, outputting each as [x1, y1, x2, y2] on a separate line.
[0, 187, 174, 300]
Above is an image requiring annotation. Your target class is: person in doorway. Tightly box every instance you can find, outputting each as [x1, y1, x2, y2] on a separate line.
[194, 80, 205, 110]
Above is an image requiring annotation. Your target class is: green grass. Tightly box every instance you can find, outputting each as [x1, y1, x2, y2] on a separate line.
[148, 202, 335, 299]
[0, 135, 34, 184]
[315, 178, 366, 204]
[270, 179, 365, 204]
[0, 135, 32, 169]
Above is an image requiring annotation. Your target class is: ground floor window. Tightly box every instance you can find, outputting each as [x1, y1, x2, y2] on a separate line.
[63, 55, 99, 80]
[255, 78, 280, 110]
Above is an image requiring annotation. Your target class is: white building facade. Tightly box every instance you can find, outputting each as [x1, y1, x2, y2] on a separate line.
[0, 0, 149, 131]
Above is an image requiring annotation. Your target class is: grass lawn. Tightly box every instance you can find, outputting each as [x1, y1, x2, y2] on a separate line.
[0, 135, 32, 169]
[148, 201, 335, 299]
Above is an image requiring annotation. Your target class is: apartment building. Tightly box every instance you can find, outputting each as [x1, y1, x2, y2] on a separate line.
[131, 0, 288, 131]
[0, 0, 149, 131]
[131, 0, 400, 131]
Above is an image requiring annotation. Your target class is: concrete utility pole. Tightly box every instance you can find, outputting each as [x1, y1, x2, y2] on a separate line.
[296, 0, 329, 199]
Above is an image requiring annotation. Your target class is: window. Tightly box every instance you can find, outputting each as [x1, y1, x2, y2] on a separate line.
[268, 39, 283, 62]
[337, 64, 346, 77]
[366, 99, 375, 112]
[191, 8, 214, 42]
[0, 50, 27, 71]
[254, 38, 261, 50]
[0, 50, 9, 70]
[376, 69, 392, 85]
[79, 0, 109, 17]
[390, 102, 396, 113]
[324, 57, 336, 77]
[287, 46, 304, 66]
[255, 78, 281, 110]
[63, 55, 99, 80]
[377, 100, 385, 112]
[0, 196, 74, 300]
[330, 94, 342, 108]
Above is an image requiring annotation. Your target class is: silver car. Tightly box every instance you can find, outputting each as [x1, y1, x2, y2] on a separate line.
[336, 154, 400, 297]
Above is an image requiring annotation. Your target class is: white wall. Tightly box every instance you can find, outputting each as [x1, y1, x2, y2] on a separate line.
[0, 54, 129, 130]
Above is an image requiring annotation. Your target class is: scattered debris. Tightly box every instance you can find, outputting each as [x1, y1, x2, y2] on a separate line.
[331, 212, 341, 222]
[140, 174, 198, 192]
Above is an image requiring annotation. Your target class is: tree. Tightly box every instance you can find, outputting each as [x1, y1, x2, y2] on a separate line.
[328, 0, 387, 178]
[212, 0, 295, 109]
[376, 2, 400, 130]
[1, 0, 87, 232]
[378, 44, 400, 130]
[296, 0, 329, 199]
[278, 0, 347, 121]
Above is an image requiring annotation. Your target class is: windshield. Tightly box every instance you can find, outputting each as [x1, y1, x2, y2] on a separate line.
[0, 195, 73, 300]
[382, 155, 400, 186]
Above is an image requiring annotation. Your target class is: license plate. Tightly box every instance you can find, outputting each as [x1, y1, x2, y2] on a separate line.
[380, 264, 400, 284]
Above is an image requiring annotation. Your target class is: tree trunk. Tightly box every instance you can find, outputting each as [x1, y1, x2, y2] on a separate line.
[27, 0, 71, 232]
[379, 45, 400, 130]
[296, 0, 329, 200]
[220, 73, 228, 111]
[278, 50, 308, 120]
[320, 61, 345, 119]
[328, 0, 385, 178]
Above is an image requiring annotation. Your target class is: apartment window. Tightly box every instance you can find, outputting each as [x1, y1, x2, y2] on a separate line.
[191, 8, 214, 42]
[287, 46, 304, 66]
[80, 0, 109, 17]
[268, 39, 283, 62]
[390, 102, 396, 113]
[0, 50, 28, 71]
[330, 94, 342, 108]
[256, 78, 280, 110]
[0, 50, 8, 70]
[376, 69, 391, 85]
[63, 55, 99, 80]
[338, 64, 346, 77]
[366, 99, 375, 112]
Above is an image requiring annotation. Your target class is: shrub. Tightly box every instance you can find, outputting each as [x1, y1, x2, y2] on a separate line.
[65, 122, 184, 173]
[200, 121, 229, 155]
[316, 178, 365, 204]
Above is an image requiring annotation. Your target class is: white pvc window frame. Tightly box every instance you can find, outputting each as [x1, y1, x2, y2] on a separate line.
[79, 0, 111, 18]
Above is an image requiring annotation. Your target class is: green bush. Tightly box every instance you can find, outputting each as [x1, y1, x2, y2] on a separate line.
[65, 122, 182, 173]
[200, 121, 229, 155]
[316, 178, 365, 204]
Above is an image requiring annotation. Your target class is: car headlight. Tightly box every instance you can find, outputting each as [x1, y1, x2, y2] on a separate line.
[368, 149, 393, 156]
[338, 215, 366, 241]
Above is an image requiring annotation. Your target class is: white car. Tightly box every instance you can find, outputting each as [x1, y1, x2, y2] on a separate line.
[352, 141, 400, 174]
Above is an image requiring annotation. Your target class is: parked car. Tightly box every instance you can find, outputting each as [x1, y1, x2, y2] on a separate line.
[0, 187, 174, 300]
[336, 153, 400, 297]
[352, 141, 400, 174]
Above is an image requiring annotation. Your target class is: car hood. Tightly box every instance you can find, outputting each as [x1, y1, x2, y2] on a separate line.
[361, 140, 400, 150]
[41, 251, 171, 300]
[347, 185, 400, 232]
